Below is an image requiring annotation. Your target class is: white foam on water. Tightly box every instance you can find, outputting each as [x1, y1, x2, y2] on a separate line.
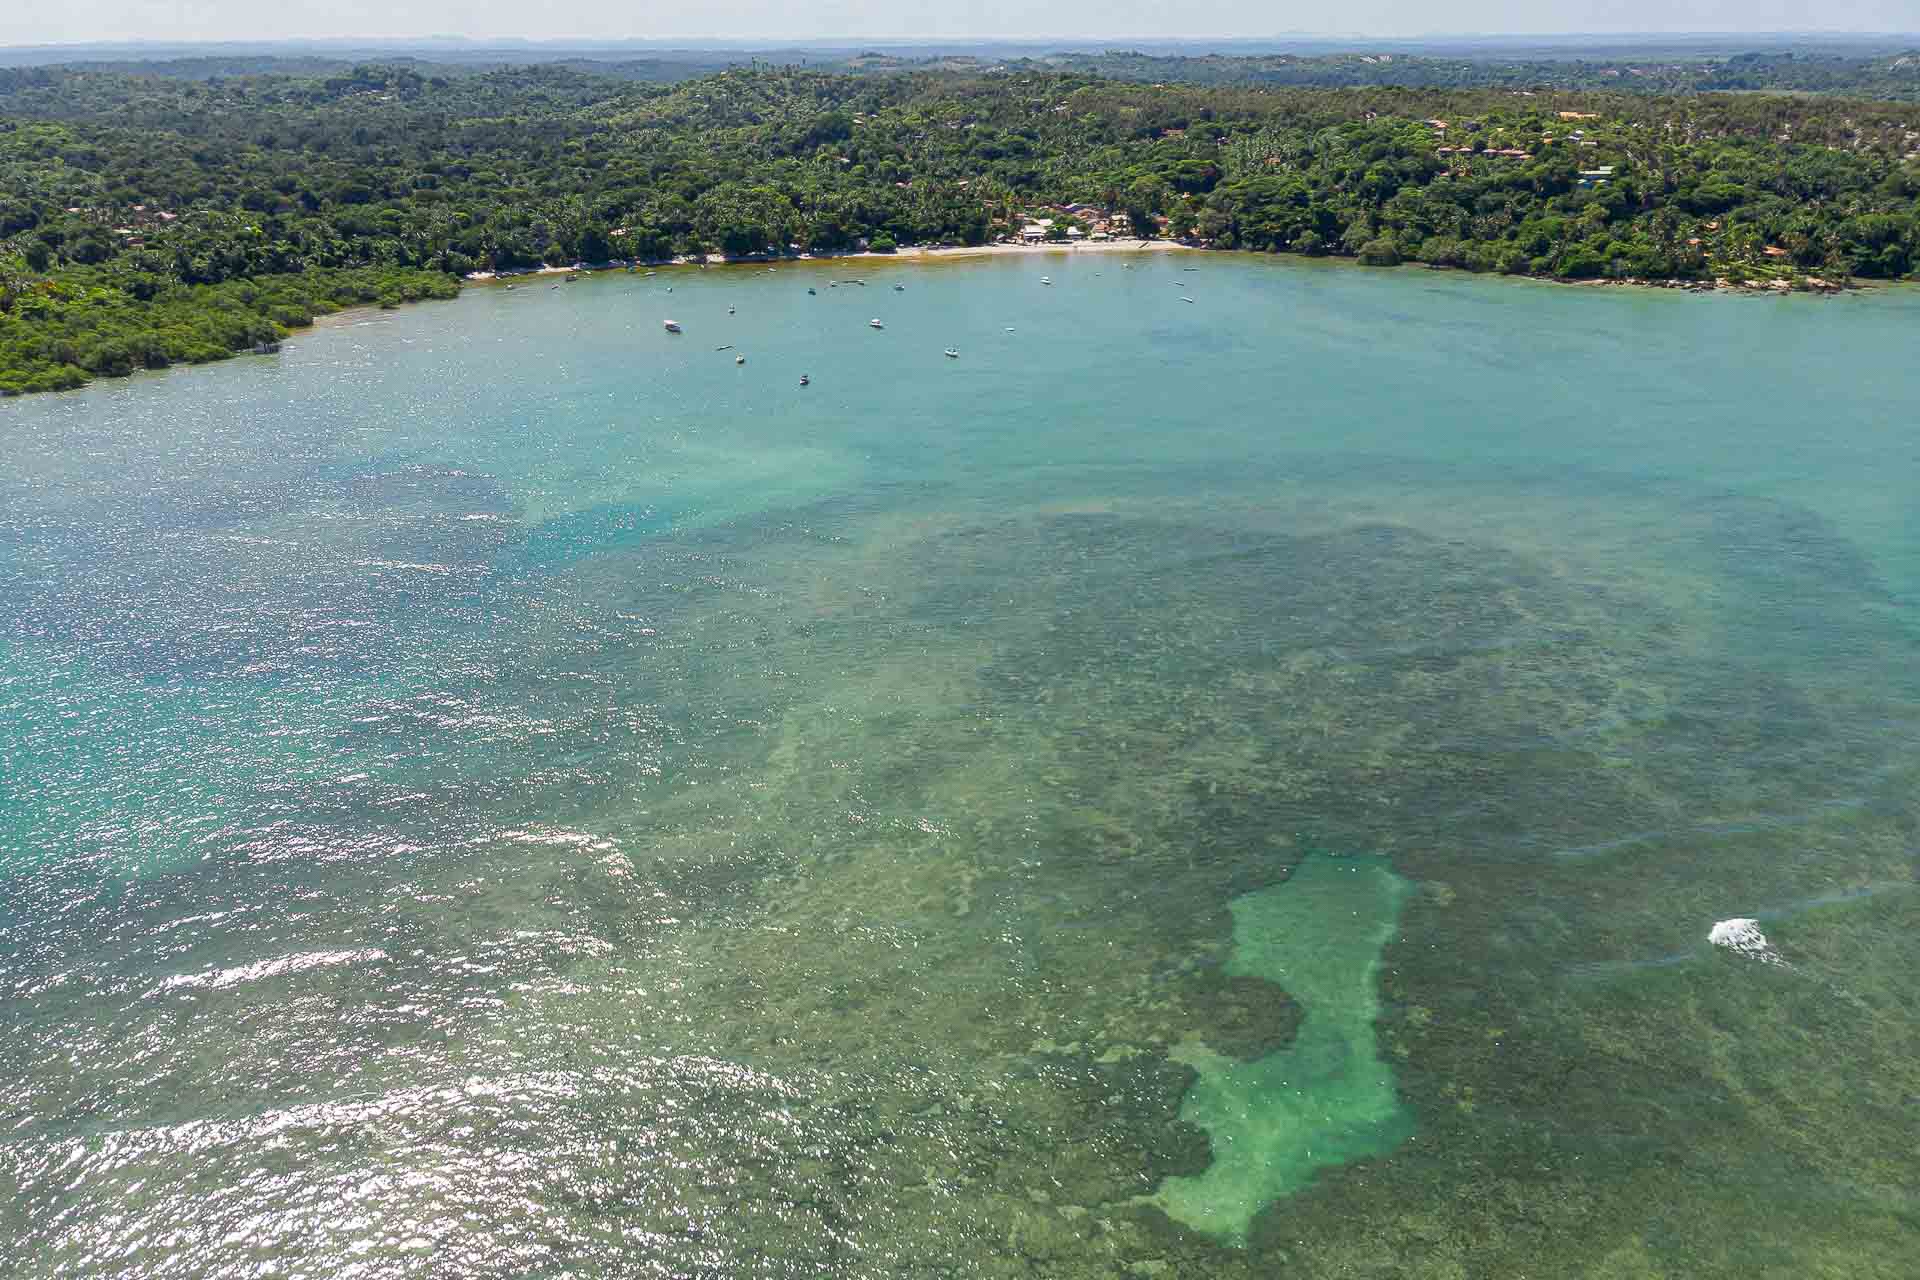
[1709, 918, 1784, 964]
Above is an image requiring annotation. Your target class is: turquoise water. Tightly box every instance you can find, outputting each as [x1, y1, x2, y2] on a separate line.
[3, 255, 1918, 1276]
[1152, 853, 1413, 1244]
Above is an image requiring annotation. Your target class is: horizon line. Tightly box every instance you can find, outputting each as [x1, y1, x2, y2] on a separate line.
[6, 29, 1920, 54]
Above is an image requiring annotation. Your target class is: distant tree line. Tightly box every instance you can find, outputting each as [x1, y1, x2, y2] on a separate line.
[1026, 48, 1920, 101]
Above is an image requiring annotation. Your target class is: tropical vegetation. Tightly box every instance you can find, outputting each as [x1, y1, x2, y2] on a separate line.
[4, 62, 1920, 395]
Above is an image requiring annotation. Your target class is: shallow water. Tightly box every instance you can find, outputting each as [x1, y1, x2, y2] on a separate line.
[3, 256, 1918, 1277]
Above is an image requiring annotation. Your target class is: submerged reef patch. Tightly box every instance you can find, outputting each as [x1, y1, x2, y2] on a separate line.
[1150, 852, 1413, 1244]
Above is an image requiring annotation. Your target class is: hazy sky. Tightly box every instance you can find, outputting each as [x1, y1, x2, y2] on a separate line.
[5, 0, 1919, 46]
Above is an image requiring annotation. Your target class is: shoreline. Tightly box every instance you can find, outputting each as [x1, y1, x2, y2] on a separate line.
[859, 240, 1198, 262]
[4, 244, 1880, 402]
[461, 238, 1197, 283]
[462, 240, 1858, 298]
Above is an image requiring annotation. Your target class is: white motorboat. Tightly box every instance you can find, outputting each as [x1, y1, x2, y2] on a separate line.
[663, 319, 682, 332]
[869, 318, 884, 329]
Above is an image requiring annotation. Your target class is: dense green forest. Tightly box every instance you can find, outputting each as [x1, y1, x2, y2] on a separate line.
[4, 62, 1920, 395]
[1025, 48, 1920, 99]
[10, 42, 1920, 98]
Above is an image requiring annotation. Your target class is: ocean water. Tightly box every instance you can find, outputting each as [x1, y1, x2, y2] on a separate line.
[2, 255, 1918, 1277]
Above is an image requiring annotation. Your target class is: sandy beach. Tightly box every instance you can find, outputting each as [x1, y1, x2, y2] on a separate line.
[464, 239, 1198, 281]
[869, 239, 1198, 261]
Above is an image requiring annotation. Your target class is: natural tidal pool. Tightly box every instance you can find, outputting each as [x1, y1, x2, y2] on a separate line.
[2, 254, 1919, 1277]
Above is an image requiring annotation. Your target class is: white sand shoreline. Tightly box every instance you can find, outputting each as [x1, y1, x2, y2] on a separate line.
[864, 240, 1198, 261]
[463, 239, 1197, 281]
[456, 239, 1865, 297]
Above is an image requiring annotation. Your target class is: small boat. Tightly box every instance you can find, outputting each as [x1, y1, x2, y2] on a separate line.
[1041, 276, 1053, 285]
[807, 287, 816, 295]
[644, 269, 657, 276]
[728, 306, 736, 314]
[1004, 326, 1016, 332]
[893, 284, 905, 292]
[504, 284, 514, 291]
[715, 344, 733, 351]
[869, 318, 884, 329]
[566, 274, 578, 282]
[799, 375, 810, 386]
[735, 354, 746, 364]
[666, 286, 673, 293]
[944, 348, 960, 358]
[663, 319, 682, 333]
[1181, 297, 1195, 304]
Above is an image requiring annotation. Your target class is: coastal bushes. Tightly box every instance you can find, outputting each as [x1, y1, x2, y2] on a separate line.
[1356, 238, 1402, 267]
[0, 266, 456, 395]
